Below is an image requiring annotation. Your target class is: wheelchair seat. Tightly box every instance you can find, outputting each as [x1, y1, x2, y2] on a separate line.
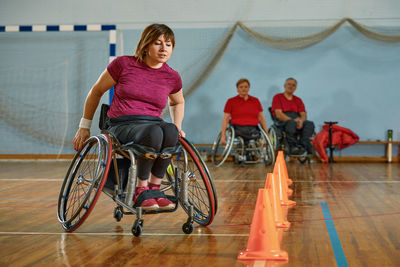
[211, 124, 275, 167]
[232, 125, 261, 142]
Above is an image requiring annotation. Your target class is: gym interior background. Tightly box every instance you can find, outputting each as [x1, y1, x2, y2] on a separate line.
[1, 0, 399, 160]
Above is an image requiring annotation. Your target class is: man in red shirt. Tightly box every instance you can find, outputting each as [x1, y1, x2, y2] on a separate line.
[220, 78, 269, 145]
[271, 77, 314, 155]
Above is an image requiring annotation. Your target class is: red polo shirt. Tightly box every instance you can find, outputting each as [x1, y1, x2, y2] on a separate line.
[271, 93, 305, 117]
[224, 95, 263, 126]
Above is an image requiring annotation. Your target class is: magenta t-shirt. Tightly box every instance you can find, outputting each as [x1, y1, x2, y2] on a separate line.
[106, 56, 182, 118]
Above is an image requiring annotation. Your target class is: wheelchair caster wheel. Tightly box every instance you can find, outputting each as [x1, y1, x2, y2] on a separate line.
[182, 222, 194, 234]
[113, 206, 123, 222]
[132, 224, 142, 237]
[132, 219, 143, 237]
[298, 157, 308, 164]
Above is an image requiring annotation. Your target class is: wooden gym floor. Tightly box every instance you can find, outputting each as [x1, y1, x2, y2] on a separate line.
[0, 160, 399, 267]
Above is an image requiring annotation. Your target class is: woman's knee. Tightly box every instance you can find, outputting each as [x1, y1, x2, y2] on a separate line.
[140, 125, 164, 150]
[161, 123, 179, 147]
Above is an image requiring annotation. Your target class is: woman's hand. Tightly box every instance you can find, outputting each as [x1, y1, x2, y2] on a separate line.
[179, 129, 186, 138]
[295, 118, 303, 130]
[220, 135, 226, 145]
[73, 128, 90, 151]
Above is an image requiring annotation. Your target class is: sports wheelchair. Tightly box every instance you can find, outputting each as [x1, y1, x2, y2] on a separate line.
[211, 125, 275, 167]
[268, 107, 312, 164]
[57, 105, 217, 236]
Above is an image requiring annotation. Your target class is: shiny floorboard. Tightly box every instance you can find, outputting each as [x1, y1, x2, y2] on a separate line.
[0, 160, 399, 267]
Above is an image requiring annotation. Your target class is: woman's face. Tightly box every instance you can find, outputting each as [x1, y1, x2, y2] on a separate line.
[145, 34, 174, 68]
[237, 82, 250, 97]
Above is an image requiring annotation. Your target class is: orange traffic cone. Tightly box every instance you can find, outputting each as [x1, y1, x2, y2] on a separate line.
[266, 173, 291, 228]
[280, 153, 293, 186]
[274, 164, 296, 207]
[237, 189, 288, 261]
[275, 151, 293, 186]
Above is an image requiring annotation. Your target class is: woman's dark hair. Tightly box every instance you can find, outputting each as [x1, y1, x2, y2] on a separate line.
[134, 24, 175, 62]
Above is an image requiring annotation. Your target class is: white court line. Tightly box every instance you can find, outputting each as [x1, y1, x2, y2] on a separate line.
[0, 231, 249, 237]
[293, 181, 400, 183]
[253, 261, 267, 267]
[0, 179, 63, 181]
[213, 180, 400, 183]
[0, 178, 399, 183]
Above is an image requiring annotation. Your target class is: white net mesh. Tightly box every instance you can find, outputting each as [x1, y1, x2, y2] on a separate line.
[0, 63, 70, 150]
[0, 31, 109, 156]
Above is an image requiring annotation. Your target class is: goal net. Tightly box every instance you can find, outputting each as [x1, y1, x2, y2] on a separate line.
[0, 29, 112, 157]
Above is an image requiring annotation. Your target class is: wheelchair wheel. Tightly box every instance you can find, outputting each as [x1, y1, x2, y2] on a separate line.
[268, 126, 280, 152]
[57, 134, 112, 232]
[174, 137, 217, 226]
[182, 137, 218, 214]
[211, 126, 234, 167]
[259, 128, 275, 166]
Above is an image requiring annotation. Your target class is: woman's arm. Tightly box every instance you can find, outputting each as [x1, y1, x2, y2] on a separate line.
[220, 113, 231, 144]
[257, 112, 269, 133]
[168, 89, 185, 137]
[73, 69, 116, 150]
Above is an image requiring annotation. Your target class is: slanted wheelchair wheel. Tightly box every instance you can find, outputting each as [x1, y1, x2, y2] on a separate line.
[259, 128, 275, 166]
[211, 126, 234, 167]
[181, 137, 218, 214]
[175, 137, 217, 226]
[57, 134, 112, 232]
[268, 126, 280, 152]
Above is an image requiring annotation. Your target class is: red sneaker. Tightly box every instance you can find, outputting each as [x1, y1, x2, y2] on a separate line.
[149, 183, 175, 210]
[134, 186, 159, 210]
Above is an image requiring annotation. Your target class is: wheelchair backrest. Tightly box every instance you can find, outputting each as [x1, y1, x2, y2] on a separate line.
[99, 104, 110, 130]
[268, 107, 279, 123]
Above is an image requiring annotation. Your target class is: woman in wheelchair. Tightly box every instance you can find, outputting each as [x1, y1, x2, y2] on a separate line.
[73, 24, 184, 211]
[220, 78, 269, 146]
[211, 78, 274, 166]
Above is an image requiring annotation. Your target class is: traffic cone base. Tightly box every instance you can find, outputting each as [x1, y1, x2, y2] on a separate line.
[276, 221, 291, 228]
[281, 199, 296, 206]
[238, 249, 288, 261]
[237, 189, 288, 261]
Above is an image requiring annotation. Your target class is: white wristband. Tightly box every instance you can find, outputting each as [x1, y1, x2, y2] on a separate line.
[79, 118, 92, 129]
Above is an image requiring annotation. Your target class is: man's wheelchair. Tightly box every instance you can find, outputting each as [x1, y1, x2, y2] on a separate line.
[211, 125, 275, 167]
[57, 105, 217, 236]
[268, 108, 312, 164]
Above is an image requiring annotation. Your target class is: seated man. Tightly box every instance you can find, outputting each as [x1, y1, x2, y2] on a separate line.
[271, 77, 314, 155]
[220, 78, 269, 149]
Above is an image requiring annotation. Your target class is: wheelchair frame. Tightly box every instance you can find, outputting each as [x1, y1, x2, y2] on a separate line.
[211, 125, 275, 167]
[57, 127, 217, 237]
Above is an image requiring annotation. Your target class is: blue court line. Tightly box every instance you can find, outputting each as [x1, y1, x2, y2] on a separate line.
[302, 201, 348, 267]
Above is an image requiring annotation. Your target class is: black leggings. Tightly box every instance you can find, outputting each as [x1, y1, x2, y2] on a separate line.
[109, 117, 179, 180]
